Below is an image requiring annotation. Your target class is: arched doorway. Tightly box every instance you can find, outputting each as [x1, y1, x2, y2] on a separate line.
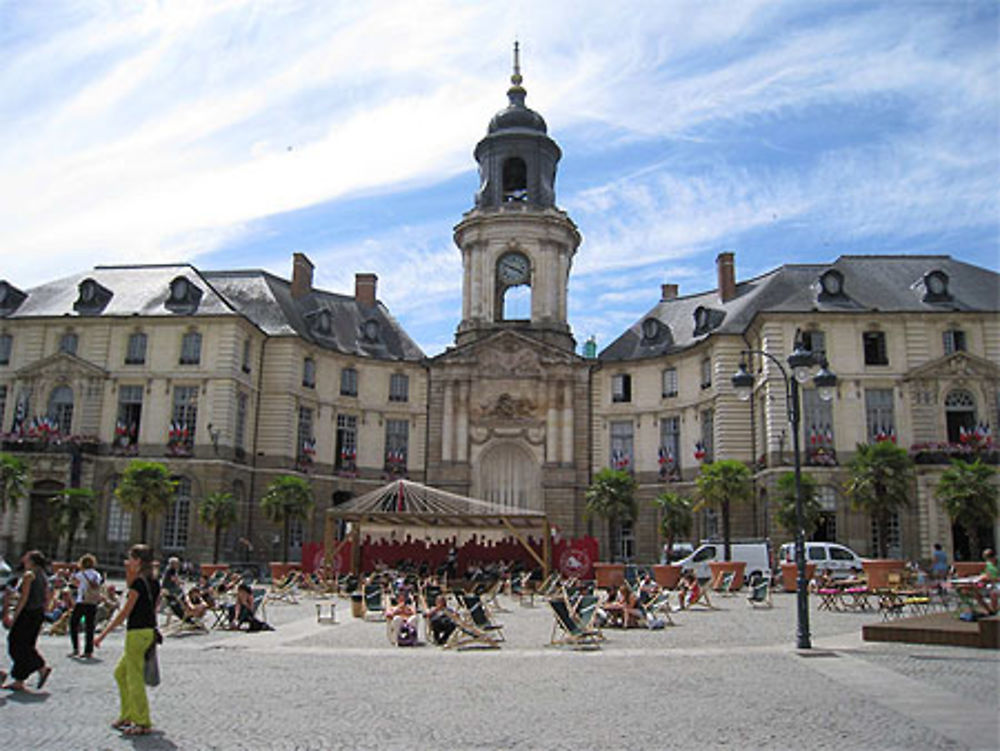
[26, 479, 64, 558]
[474, 441, 540, 511]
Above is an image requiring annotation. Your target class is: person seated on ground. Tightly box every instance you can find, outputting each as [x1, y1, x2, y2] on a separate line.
[676, 572, 702, 610]
[427, 594, 457, 645]
[385, 591, 418, 645]
[228, 583, 272, 631]
[45, 587, 73, 624]
[96, 584, 120, 625]
[976, 548, 998, 614]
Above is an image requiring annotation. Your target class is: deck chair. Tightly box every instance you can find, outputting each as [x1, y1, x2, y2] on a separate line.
[535, 572, 560, 598]
[363, 583, 386, 622]
[512, 572, 535, 607]
[747, 580, 773, 608]
[268, 571, 300, 604]
[162, 591, 208, 635]
[680, 584, 716, 610]
[461, 593, 505, 642]
[641, 591, 675, 624]
[572, 594, 606, 639]
[481, 578, 509, 613]
[713, 570, 737, 596]
[548, 598, 602, 649]
[443, 611, 502, 650]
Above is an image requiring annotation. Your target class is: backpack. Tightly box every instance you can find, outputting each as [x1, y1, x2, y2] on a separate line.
[82, 572, 103, 605]
[397, 621, 417, 646]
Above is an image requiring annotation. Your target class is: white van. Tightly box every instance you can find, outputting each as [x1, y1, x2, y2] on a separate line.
[674, 541, 771, 584]
[777, 542, 863, 578]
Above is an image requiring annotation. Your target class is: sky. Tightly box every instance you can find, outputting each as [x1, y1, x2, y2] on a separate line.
[1, 0, 997, 357]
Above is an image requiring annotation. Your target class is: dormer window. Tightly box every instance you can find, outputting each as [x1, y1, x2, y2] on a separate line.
[165, 275, 202, 313]
[362, 319, 380, 342]
[0, 281, 27, 316]
[693, 306, 723, 336]
[74, 278, 112, 314]
[923, 270, 951, 302]
[818, 269, 845, 298]
[309, 308, 334, 337]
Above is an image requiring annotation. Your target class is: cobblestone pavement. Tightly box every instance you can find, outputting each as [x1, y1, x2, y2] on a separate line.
[2, 588, 997, 750]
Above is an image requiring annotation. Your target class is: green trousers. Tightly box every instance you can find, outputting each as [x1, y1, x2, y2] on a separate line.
[114, 628, 154, 727]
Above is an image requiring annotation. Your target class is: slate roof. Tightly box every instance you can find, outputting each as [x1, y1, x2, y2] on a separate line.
[600, 255, 1000, 362]
[0, 264, 424, 362]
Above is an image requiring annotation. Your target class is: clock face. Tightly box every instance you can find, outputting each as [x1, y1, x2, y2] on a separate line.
[497, 253, 530, 286]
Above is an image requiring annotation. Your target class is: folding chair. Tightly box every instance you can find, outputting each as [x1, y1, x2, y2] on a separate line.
[443, 612, 502, 650]
[461, 593, 505, 642]
[363, 583, 386, 622]
[747, 580, 773, 609]
[548, 598, 602, 649]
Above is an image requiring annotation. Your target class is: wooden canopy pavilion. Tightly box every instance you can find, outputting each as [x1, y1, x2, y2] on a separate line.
[323, 479, 550, 577]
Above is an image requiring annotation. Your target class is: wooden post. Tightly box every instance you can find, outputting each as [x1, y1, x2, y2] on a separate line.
[542, 518, 551, 580]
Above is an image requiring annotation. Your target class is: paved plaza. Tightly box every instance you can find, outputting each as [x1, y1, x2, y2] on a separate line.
[2, 586, 998, 750]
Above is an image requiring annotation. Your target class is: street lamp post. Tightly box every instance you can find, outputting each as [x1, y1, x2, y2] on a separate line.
[732, 343, 837, 650]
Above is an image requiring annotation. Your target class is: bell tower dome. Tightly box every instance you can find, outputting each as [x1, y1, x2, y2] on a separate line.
[454, 43, 581, 351]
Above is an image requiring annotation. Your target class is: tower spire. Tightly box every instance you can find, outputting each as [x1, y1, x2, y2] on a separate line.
[507, 40, 526, 107]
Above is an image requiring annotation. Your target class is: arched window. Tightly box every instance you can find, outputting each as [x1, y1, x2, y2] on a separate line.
[502, 157, 527, 201]
[163, 476, 191, 550]
[945, 389, 976, 443]
[48, 385, 74, 434]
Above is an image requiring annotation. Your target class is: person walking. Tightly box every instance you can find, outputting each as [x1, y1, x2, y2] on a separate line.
[1, 550, 53, 692]
[95, 544, 160, 736]
[70, 553, 102, 659]
[929, 543, 950, 584]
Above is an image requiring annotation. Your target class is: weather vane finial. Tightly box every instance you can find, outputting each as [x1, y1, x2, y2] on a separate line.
[511, 40, 522, 86]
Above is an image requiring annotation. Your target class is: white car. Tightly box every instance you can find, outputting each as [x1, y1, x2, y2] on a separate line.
[777, 542, 863, 578]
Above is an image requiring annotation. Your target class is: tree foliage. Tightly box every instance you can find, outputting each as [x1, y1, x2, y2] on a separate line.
[774, 471, 822, 540]
[585, 468, 638, 561]
[935, 459, 998, 560]
[115, 460, 177, 543]
[48, 488, 98, 561]
[695, 459, 752, 560]
[0, 452, 29, 515]
[844, 441, 914, 558]
[197, 492, 238, 564]
[652, 490, 693, 562]
[260, 475, 314, 562]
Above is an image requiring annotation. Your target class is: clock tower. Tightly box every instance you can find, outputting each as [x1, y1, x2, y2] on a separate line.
[454, 43, 581, 352]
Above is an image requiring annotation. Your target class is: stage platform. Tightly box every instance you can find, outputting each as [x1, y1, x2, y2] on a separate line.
[863, 611, 999, 649]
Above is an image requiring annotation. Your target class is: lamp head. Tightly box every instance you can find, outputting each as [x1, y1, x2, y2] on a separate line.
[813, 362, 838, 402]
[787, 343, 815, 383]
[731, 361, 754, 401]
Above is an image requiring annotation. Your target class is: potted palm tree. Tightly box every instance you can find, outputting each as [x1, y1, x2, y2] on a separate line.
[651, 490, 691, 589]
[936, 458, 997, 575]
[197, 491, 238, 571]
[695, 459, 751, 590]
[260, 475, 314, 580]
[774, 471, 821, 592]
[585, 468, 637, 589]
[845, 441, 913, 587]
[115, 459, 177, 543]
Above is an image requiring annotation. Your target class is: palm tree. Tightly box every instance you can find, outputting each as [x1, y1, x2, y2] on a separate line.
[260, 475, 314, 562]
[0, 452, 29, 556]
[198, 492, 238, 564]
[935, 459, 998, 560]
[652, 490, 693, 562]
[844, 441, 914, 558]
[584, 468, 638, 561]
[774, 471, 822, 540]
[48, 488, 98, 561]
[115, 460, 177, 542]
[694, 459, 751, 561]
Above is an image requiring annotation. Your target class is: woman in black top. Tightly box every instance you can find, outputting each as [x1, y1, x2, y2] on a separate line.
[1, 550, 52, 691]
[95, 544, 160, 736]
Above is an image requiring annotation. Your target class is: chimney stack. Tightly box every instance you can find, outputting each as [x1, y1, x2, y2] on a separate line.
[716, 252, 736, 303]
[355, 273, 377, 307]
[291, 253, 314, 300]
[661, 283, 679, 301]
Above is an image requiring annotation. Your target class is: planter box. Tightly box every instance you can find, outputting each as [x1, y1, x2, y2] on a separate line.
[200, 563, 230, 579]
[652, 564, 682, 589]
[862, 559, 906, 589]
[593, 562, 625, 590]
[780, 562, 817, 592]
[709, 560, 746, 591]
[953, 562, 986, 578]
